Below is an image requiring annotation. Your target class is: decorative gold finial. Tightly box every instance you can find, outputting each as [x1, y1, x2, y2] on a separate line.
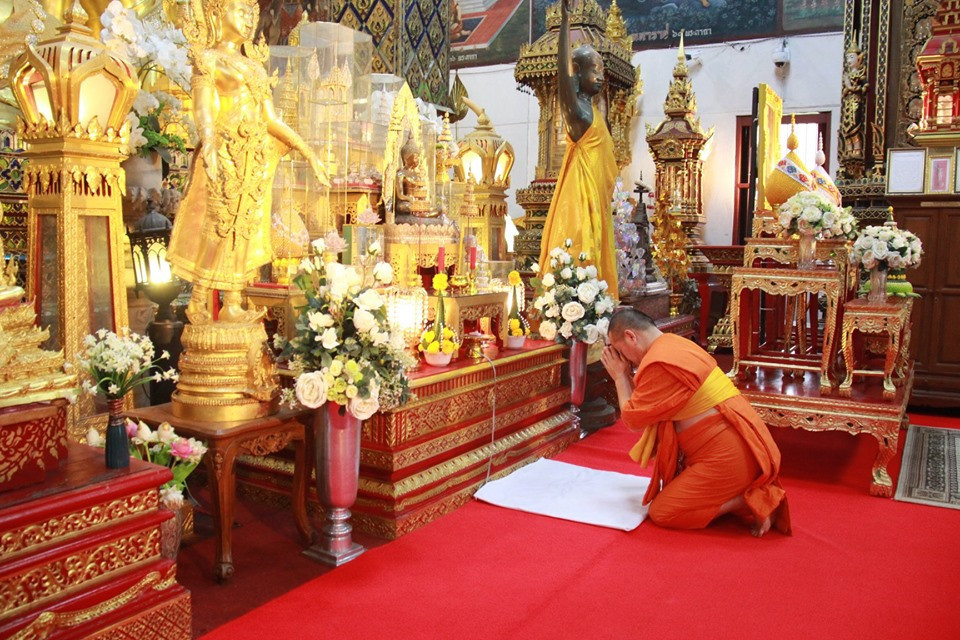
[64, 0, 88, 25]
[787, 114, 799, 151]
[678, 30, 686, 63]
[288, 11, 309, 46]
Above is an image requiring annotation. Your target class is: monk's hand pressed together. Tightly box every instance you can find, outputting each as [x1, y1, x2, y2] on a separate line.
[601, 345, 632, 383]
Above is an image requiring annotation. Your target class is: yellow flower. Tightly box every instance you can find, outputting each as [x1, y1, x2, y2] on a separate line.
[433, 273, 449, 292]
[441, 340, 455, 354]
[442, 327, 454, 340]
[344, 360, 360, 377]
[422, 330, 436, 344]
[508, 270, 522, 287]
[509, 318, 521, 331]
[426, 341, 440, 354]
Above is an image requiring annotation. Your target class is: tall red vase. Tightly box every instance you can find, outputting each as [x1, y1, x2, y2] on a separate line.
[303, 402, 365, 566]
[569, 340, 587, 407]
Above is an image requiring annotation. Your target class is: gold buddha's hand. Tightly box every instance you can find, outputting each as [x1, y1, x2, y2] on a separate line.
[308, 153, 330, 188]
[202, 140, 218, 182]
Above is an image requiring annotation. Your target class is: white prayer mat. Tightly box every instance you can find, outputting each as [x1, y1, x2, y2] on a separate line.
[474, 459, 651, 531]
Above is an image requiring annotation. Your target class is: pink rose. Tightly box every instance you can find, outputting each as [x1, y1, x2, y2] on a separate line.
[170, 438, 194, 460]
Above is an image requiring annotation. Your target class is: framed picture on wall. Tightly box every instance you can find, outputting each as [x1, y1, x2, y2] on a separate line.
[954, 149, 960, 193]
[926, 153, 954, 194]
[886, 148, 926, 195]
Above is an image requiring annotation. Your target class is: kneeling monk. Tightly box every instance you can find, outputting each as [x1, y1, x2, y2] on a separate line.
[601, 309, 790, 536]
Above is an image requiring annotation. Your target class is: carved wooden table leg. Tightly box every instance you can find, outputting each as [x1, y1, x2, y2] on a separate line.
[209, 441, 239, 583]
[292, 435, 315, 546]
[883, 322, 901, 400]
[839, 325, 856, 397]
[869, 427, 898, 497]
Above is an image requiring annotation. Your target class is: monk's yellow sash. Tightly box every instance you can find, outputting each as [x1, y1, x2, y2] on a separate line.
[628, 367, 740, 465]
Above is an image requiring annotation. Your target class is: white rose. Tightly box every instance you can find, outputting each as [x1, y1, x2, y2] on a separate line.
[545, 304, 559, 318]
[531, 262, 540, 274]
[577, 281, 599, 304]
[801, 207, 820, 222]
[560, 267, 572, 280]
[578, 252, 587, 262]
[887, 254, 904, 269]
[586, 265, 598, 279]
[541, 273, 556, 288]
[370, 328, 390, 347]
[891, 235, 906, 249]
[349, 391, 380, 420]
[597, 316, 610, 337]
[320, 327, 340, 350]
[559, 321, 573, 339]
[561, 301, 585, 322]
[599, 280, 609, 291]
[373, 261, 393, 285]
[872, 240, 889, 260]
[778, 212, 793, 229]
[822, 211, 837, 229]
[307, 311, 334, 331]
[353, 308, 377, 333]
[295, 371, 329, 409]
[560, 253, 572, 264]
[583, 324, 599, 344]
[878, 229, 893, 243]
[862, 250, 877, 270]
[533, 297, 545, 311]
[543, 290, 555, 305]
[159, 487, 184, 510]
[539, 320, 558, 340]
[85, 427, 103, 447]
[576, 267, 587, 280]
[549, 247, 562, 258]
[355, 289, 384, 311]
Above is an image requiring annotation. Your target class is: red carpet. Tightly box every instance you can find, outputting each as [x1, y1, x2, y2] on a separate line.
[198, 415, 960, 640]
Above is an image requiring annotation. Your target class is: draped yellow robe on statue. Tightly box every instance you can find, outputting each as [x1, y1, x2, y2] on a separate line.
[538, 105, 619, 296]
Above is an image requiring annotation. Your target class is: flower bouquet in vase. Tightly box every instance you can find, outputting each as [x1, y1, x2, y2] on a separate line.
[850, 217, 923, 304]
[86, 419, 207, 559]
[419, 273, 460, 366]
[76, 329, 178, 469]
[279, 241, 412, 566]
[777, 191, 854, 269]
[531, 239, 616, 406]
[505, 270, 530, 349]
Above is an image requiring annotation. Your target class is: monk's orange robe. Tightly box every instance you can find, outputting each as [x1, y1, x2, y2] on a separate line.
[622, 334, 791, 533]
[538, 105, 619, 295]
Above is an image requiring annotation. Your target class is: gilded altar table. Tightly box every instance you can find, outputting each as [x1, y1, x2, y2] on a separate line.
[234, 341, 578, 539]
[427, 290, 509, 341]
[840, 298, 914, 400]
[730, 266, 843, 394]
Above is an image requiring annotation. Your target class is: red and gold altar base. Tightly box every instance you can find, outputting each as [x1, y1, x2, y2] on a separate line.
[236, 341, 578, 539]
[0, 444, 191, 639]
[0, 400, 69, 492]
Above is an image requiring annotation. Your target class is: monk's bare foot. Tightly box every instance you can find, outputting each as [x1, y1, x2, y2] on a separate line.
[751, 516, 772, 538]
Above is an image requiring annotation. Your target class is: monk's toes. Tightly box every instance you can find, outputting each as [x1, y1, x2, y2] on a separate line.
[751, 517, 772, 538]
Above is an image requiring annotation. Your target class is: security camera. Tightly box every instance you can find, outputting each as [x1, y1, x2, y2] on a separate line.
[684, 51, 702, 68]
[773, 40, 790, 68]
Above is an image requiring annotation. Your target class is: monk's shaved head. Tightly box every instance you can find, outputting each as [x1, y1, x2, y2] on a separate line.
[608, 308, 656, 340]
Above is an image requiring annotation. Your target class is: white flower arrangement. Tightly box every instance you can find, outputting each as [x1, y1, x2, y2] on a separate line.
[851, 224, 923, 272]
[76, 328, 178, 400]
[778, 191, 857, 239]
[100, 2, 193, 157]
[532, 239, 615, 345]
[280, 243, 413, 420]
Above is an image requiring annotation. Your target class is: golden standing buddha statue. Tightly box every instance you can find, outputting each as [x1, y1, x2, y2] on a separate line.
[394, 135, 436, 222]
[167, 0, 328, 421]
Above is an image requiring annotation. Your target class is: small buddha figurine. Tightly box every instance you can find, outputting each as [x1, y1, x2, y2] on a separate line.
[395, 135, 436, 223]
[0, 236, 24, 307]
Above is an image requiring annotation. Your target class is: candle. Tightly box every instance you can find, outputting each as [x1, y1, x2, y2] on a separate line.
[469, 246, 477, 270]
[438, 247, 445, 272]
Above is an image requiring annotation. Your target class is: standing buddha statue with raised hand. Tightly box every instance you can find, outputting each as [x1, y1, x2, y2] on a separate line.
[167, 0, 328, 421]
[537, 0, 619, 296]
[169, 0, 328, 323]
